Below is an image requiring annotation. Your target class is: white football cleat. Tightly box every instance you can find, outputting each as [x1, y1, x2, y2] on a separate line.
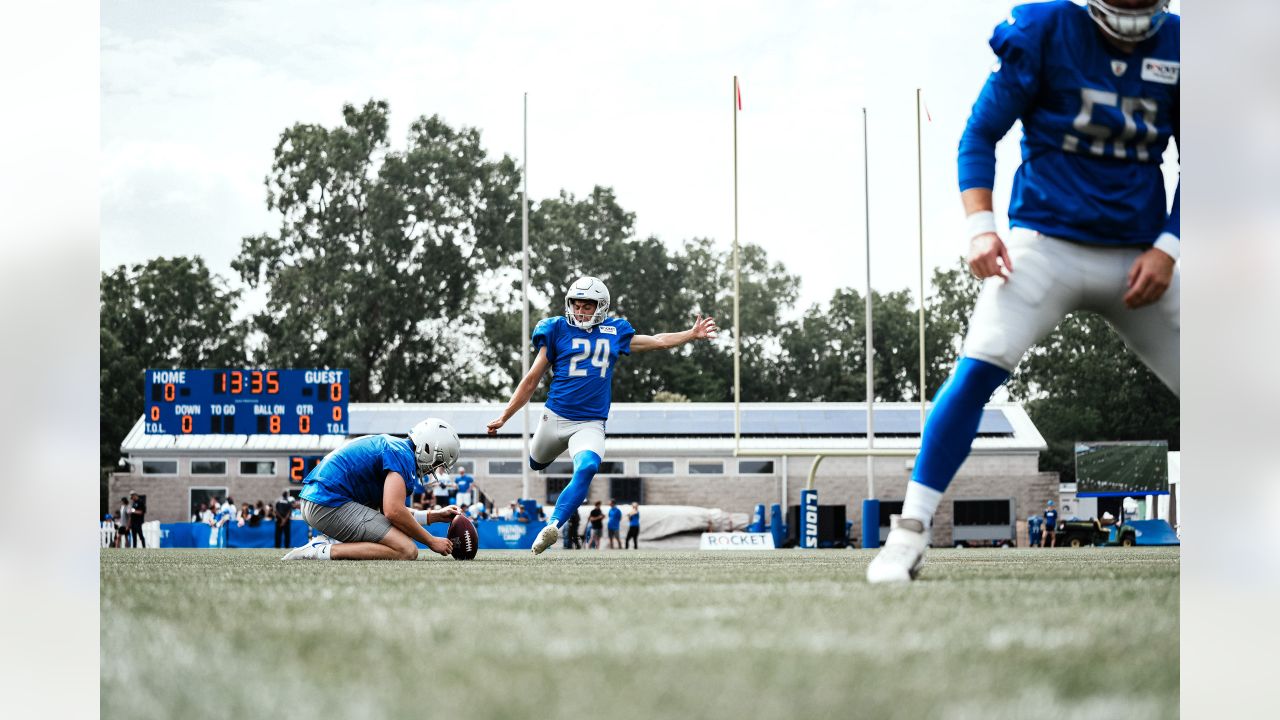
[281, 538, 332, 561]
[530, 523, 559, 555]
[866, 518, 929, 584]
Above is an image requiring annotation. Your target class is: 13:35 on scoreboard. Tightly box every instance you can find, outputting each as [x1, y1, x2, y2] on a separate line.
[144, 369, 349, 436]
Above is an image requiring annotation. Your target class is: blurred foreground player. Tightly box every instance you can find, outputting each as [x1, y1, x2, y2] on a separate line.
[868, 0, 1180, 583]
[283, 418, 462, 561]
[487, 276, 717, 554]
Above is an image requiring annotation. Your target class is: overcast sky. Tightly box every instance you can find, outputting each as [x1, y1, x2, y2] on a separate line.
[101, 0, 1179, 314]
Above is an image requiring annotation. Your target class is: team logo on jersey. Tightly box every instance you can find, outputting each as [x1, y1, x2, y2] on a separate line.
[1141, 58, 1179, 85]
[1110, 60, 1127, 77]
[599, 325, 617, 335]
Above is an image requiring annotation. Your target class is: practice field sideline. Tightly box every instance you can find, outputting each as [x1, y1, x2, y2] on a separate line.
[102, 548, 1178, 720]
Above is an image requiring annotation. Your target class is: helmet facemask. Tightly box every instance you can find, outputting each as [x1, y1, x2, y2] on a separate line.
[1086, 0, 1171, 43]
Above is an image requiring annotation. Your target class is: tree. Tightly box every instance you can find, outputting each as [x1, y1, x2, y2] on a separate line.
[233, 100, 522, 402]
[100, 257, 247, 506]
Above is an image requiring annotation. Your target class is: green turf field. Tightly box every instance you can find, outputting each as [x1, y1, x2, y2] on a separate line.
[101, 547, 1178, 720]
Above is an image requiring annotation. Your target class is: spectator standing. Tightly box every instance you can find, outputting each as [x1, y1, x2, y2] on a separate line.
[565, 508, 582, 549]
[587, 501, 605, 549]
[433, 471, 453, 509]
[606, 500, 622, 549]
[625, 502, 640, 549]
[128, 492, 147, 548]
[115, 497, 130, 547]
[274, 491, 295, 548]
[454, 466, 475, 507]
[1042, 500, 1059, 548]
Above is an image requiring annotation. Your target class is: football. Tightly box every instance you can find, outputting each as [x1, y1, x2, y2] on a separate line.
[448, 513, 479, 560]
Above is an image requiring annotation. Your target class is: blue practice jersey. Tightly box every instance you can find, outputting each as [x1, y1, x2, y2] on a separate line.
[608, 507, 622, 530]
[534, 316, 635, 421]
[455, 474, 474, 494]
[958, 1, 1179, 246]
[1044, 509, 1059, 528]
[299, 435, 422, 509]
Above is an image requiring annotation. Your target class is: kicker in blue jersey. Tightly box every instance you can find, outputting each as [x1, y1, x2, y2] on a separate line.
[533, 315, 635, 421]
[957, 0, 1179, 246]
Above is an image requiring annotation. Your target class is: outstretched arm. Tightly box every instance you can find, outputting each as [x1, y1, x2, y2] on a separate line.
[630, 315, 718, 353]
[487, 347, 551, 434]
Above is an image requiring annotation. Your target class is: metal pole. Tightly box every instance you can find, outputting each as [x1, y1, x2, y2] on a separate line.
[521, 92, 531, 501]
[733, 75, 741, 453]
[781, 454, 788, 510]
[863, 107, 875, 501]
[916, 89, 927, 432]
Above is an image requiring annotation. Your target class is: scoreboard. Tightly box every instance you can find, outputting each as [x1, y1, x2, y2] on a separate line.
[288, 455, 326, 483]
[144, 369, 349, 436]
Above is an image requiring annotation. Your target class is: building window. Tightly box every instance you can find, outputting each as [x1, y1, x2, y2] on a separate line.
[689, 461, 723, 475]
[239, 460, 277, 476]
[598, 461, 625, 475]
[546, 477, 571, 504]
[190, 459, 227, 475]
[610, 477, 643, 504]
[141, 459, 178, 475]
[540, 461, 574, 475]
[638, 460, 674, 475]
[189, 487, 229, 520]
[953, 499, 1012, 526]
[455, 460, 476, 476]
[488, 460, 522, 475]
[738, 460, 775, 474]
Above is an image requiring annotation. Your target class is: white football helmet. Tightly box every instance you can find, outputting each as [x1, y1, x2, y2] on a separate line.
[564, 276, 610, 329]
[408, 418, 460, 485]
[1086, 0, 1170, 43]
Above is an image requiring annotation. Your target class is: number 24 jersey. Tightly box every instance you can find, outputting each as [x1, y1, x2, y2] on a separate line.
[534, 316, 635, 421]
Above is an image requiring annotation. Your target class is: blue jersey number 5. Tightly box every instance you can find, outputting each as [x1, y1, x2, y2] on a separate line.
[567, 338, 610, 378]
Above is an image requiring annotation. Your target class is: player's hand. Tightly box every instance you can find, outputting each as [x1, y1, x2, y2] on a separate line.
[1123, 247, 1175, 309]
[426, 535, 453, 556]
[967, 232, 1013, 279]
[690, 315, 718, 340]
[485, 417, 506, 435]
[436, 505, 462, 521]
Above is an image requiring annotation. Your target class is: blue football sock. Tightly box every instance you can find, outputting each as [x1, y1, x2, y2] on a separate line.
[911, 357, 1010, 493]
[550, 451, 600, 528]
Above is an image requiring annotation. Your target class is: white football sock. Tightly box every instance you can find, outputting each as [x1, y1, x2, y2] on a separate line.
[900, 482, 944, 529]
[317, 543, 332, 560]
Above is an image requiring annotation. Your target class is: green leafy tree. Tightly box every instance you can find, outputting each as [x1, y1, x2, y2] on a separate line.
[100, 257, 247, 507]
[233, 100, 522, 402]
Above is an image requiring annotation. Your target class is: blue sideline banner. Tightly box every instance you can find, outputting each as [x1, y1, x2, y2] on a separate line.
[800, 489, 818, 549]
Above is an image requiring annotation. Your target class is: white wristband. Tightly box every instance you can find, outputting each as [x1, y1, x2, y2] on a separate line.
[965, 211, 997, 240]
[1152, 232, 1179, 261]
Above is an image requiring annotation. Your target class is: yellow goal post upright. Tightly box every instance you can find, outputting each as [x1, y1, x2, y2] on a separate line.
[729, 85, 930, 549]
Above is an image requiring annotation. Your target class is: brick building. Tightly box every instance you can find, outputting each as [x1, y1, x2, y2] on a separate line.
[111, 401, 1052, 546]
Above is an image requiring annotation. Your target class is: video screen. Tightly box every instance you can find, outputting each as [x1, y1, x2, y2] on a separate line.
[1074, 441, 1170, 497]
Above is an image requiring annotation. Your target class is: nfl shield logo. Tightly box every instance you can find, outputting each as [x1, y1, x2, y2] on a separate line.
[1111, 60, 1127, 77]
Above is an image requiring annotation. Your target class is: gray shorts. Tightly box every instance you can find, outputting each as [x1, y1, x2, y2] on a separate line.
[302, 499, 393, 543]
[531, 408, 606, 465]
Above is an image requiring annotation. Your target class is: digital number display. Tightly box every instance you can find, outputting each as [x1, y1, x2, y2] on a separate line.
[289, 455, 326, 484]
[143, 369, 349, 436]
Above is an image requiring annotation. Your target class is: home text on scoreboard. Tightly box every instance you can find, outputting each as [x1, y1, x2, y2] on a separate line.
[144, 369, 350, 436]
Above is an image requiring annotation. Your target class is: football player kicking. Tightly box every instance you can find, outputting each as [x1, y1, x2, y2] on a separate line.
[487, 276, 718, 554]
[867, 0, 1180, 583]
[282, 418, 462, 561]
